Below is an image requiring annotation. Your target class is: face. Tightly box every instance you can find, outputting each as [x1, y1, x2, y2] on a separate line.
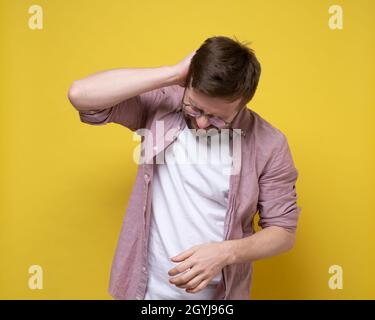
[182, 87, 243, 130]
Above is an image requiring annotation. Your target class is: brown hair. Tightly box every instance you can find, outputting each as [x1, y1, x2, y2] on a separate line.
[185, 35, 261, 107]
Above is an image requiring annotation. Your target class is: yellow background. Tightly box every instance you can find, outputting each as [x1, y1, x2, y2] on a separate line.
[0, 0, 374, 299]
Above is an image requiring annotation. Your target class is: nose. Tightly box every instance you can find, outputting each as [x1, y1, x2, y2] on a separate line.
[195, 115, 210, 129]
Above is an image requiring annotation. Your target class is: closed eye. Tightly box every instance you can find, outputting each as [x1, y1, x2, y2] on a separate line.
[189, 98, 213, 116]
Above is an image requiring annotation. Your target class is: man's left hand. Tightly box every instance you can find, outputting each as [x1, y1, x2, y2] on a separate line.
[167, 241, 232, 294]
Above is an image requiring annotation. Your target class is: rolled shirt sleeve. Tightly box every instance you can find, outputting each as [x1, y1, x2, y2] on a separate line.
[78, 87, 166, 131]
[257, 134, 301, 233]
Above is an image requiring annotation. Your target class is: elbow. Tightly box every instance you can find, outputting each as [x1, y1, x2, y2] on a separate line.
[67, 81, 85, 110]
[269, 225, 297, 252]
[284, 231, 296, 252]
[285, 239, 295, 252]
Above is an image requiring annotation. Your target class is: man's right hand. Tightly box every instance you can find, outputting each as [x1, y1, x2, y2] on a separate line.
[172, 51, 196, 88]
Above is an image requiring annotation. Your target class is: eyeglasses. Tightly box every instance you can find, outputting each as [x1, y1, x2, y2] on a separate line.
[181, 88, 243, 129]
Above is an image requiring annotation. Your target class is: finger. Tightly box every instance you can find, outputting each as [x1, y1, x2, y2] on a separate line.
[186, 278, 209, 294]
[177, 271, 206, 289]
[170, 246, 196, 262]
[170, 266, 202, 287]
[168, 259, 195, 277]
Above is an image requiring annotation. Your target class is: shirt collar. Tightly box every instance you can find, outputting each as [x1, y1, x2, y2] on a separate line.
[229, 105, 254, 137]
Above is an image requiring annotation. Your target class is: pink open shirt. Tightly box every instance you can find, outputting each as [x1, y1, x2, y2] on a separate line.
[77, 84, 301, 300]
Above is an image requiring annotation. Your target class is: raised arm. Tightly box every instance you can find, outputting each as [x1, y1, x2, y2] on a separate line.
[67, 51, 196, 112]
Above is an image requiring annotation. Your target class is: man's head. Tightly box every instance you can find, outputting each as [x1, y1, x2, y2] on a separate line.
[183, 36, 261, 130]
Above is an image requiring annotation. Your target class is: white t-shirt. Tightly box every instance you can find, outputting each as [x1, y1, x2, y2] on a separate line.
[144, 126, 233, 300]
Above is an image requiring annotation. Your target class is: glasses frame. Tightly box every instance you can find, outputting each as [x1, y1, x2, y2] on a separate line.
[181, 87, 244, 129]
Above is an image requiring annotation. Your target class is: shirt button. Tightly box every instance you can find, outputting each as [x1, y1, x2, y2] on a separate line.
[142, 267, 147, 272]
[135, 295, 142, 300]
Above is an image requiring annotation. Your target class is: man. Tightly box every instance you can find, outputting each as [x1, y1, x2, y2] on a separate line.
[67, 36, 301, 300]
